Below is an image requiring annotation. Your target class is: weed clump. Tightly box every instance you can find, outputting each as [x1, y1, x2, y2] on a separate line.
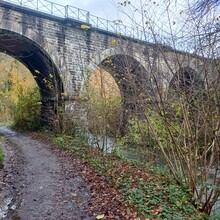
[0, 147, 4, 167]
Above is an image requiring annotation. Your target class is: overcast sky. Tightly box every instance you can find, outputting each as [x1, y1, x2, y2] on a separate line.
[12, 0, 198, 41]
[48, 0, 189, 32]
[51, 0, 120, 21]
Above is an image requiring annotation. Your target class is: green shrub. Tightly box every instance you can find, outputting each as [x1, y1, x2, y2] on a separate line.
[0, 91, 15, 123]
[87, 92, 122, 137]
[51, 137, 65, 148]
[13, 86, 41, 130]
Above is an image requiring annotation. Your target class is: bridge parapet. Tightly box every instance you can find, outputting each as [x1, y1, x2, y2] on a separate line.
[0, 0, 193, 51]
[0, 0, 146, 39]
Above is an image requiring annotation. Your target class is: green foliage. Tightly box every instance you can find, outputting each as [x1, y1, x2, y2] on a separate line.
[87, 89, 122, 137]
[51, 133, 89, 152]
[116, 92, 220, 215]
[69, 133, 89, 150]
[118, 106, 175, 149]
[0, 137, 4, 167]
[52, 133, 113, 172]
[0, 91, 15, 123]
[145, 162, 170, 177]
[118, 117, 154, 148]
[122, 178, 203, 219]
[51, 136, 65, 148]
[13, 86, 41, 130]
[0, 55, 41, 129]
[85, 67, 122, 151]
[0, 147, 4, 167]
[116, 113, 170, 164]
[90, 156, 113, 172]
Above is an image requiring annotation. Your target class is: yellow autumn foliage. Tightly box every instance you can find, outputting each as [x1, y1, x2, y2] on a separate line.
[86, 67, 122, 137]
[0, 53, 41, 128]
[0, 54, 37, 103]
[88, 67, 120, 99]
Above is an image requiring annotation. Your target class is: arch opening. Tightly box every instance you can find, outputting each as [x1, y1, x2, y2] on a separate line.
[169, 67, 205, 101]
[0, 52, 41, 129]
[87, 67, 122, 137]
[0, 29, 64, 126]
[101, 54, 151, 132]
[89, 54, 150, 134]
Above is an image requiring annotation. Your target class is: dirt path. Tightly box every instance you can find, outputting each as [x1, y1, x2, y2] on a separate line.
[0, 126, 93, 220]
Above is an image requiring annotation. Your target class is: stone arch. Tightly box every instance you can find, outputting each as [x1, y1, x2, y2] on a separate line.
[0, 28, 64, 124]
[88, 48, 151, 133]
[169, 67, 205, 100]
[89, 47, 147, 72]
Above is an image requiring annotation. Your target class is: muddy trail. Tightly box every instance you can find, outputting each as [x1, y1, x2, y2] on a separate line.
[0, 126, 94, 220]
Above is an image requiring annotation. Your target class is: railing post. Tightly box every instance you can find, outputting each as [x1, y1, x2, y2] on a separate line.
[86, 12, 90, 23]
[65, 5, 68, 18]
[51, 2, 53, 15]
[36, 0, 39, 10]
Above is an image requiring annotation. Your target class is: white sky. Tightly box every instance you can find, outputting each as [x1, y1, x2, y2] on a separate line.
[45, 0, 196, 50]
[49, 0, 191, 30]
[51, 0, 120, 21]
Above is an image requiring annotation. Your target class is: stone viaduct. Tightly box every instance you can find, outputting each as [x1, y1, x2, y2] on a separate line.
[0, 0, 213, 128]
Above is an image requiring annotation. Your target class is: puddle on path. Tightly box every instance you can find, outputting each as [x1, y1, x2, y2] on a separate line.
[0, 127, 16, 137]
[0, 195, 13, 219]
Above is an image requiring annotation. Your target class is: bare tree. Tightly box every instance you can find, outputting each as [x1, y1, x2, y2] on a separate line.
[192, 0, 220, 15]
[83, 0, 220, 215]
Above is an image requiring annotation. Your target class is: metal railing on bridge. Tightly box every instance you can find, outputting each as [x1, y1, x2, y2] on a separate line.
[0, 0, 194, 52]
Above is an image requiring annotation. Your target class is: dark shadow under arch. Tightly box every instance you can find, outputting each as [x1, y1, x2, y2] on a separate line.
[169, 67, 205, 100]
[0, 29, 64, 125]
[100, 54, 151, 133]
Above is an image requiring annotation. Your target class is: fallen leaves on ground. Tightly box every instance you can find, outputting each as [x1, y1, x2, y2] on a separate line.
[31, 132, 144, 219]
[30, 132, 199, 219]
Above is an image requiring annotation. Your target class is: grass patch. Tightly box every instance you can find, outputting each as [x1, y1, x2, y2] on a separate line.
[0, 121, 14, 127]
[0, 147, 3, 167]
[0, 137, 5, 167]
